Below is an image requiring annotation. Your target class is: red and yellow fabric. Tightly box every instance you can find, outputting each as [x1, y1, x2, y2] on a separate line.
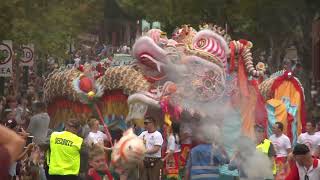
[239, 80, 268, 138]
[239, 84, 257, 138]
[275, 157, 288, 180]
[179, 144, 191, 167]
[273, 81, 303, 135]
[267, 99, 288, 130]
[164, 152, 180, 180]
[270, 71, 306, 133]
[230, 39, 268, 138]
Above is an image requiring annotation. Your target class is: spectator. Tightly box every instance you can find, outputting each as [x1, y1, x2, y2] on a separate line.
[0, 125, 25, 179]
[269, 122, 291, 175]
[16, 96, 31, 125]
[0, 96, 5, 117]
[138, 116, 163, 180]
[4, 118, 22, 180]
[297, 120, 320, 157]
[4, 96, 21, 125]
[162, 122, 181, 180]
[316, 121, 320, 135]
[185, 125, 229, 180]
[85, 118, 108, 146]
[285, 144, 320, 180]
[27, 102, 50, 145]
[87, 144, 113, 180]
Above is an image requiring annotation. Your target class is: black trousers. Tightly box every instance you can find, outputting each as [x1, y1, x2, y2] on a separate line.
[48, 175, 79, 180]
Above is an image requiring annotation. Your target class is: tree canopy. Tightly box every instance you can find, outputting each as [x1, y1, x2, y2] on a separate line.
[118, 0, 320, 70]
[0, 0, 105, 61]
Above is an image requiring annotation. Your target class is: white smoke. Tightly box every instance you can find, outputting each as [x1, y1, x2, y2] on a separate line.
[162, 45, 273, 179]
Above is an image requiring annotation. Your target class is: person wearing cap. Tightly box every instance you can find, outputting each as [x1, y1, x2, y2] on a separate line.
[285, 144, 320, 180]
[44, 118, 85, 180]
[138, 116, 164, 180]
[255, 125, 276, 178]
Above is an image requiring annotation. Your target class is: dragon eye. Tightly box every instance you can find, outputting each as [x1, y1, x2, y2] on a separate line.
[197, 39, 206, 48]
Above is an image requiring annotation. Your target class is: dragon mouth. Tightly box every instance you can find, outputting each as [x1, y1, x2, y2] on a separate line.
[138, 53, 166, 82]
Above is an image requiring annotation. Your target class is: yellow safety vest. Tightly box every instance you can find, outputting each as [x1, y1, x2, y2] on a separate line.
[49, 131, 83, 175]
[256, 139, 277, 175]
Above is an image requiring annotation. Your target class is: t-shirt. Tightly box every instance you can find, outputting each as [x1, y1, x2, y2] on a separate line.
[269, 134, 291, 157]
[139, 130, 163, 158]
[180, 122, 192, 144]
[297, 133, 320, 156]
[86, 131, 108, 144]
[27, 112, 50, 145]
[166, 134, 181, 153]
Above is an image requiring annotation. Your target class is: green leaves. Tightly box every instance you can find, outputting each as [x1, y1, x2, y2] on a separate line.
[0, 0, 105, 62]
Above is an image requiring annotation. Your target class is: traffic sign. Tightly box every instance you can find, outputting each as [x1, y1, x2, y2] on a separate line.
[0, 40, 13, 77]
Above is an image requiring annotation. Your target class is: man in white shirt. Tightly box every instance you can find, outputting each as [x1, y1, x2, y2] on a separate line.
[297, 120, 320, 157]
[285, 144, 320, 180]
[269, 121, 292, 175]
[138, 116, 163, 180]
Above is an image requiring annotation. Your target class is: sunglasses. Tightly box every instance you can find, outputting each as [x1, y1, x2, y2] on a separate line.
[305, 175, 309, 180]
[144, 122, 152, 125]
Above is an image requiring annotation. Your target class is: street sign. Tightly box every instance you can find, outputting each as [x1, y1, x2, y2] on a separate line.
[20, 44, 34, 66]
[0, 40, 13, 77]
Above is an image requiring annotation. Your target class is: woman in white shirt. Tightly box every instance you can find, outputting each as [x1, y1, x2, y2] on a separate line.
[86, 118, 109, 146]
[162, 123, 181, 180]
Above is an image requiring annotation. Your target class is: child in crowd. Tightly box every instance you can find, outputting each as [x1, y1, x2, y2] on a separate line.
[87, 144, 113, 180]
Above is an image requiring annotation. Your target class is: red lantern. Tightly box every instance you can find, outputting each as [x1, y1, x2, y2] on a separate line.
[78, 64, 84, 72]
[79, 76, 93, 93]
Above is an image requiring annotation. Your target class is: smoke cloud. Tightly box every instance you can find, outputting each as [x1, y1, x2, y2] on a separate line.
[162, 47, 273, 179]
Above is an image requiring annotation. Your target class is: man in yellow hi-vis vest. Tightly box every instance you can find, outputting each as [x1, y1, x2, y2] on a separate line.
[255, 125, 276, 179]
[45, 119, 85, 180]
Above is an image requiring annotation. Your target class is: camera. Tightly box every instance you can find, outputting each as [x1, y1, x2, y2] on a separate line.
[26, 136, 34, 147]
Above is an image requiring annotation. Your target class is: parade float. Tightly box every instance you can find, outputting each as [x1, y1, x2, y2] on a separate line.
[43, 23, 306, 174]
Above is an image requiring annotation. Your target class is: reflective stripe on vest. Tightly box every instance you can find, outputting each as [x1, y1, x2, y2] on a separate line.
[46, 150, 50, 166]
[49, 131, 83, 175]
[256, 139, 276, 175]
[191, 173, 220, 179]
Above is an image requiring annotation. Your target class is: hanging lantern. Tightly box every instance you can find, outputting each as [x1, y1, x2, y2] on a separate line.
[79, 76, 93, 93]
